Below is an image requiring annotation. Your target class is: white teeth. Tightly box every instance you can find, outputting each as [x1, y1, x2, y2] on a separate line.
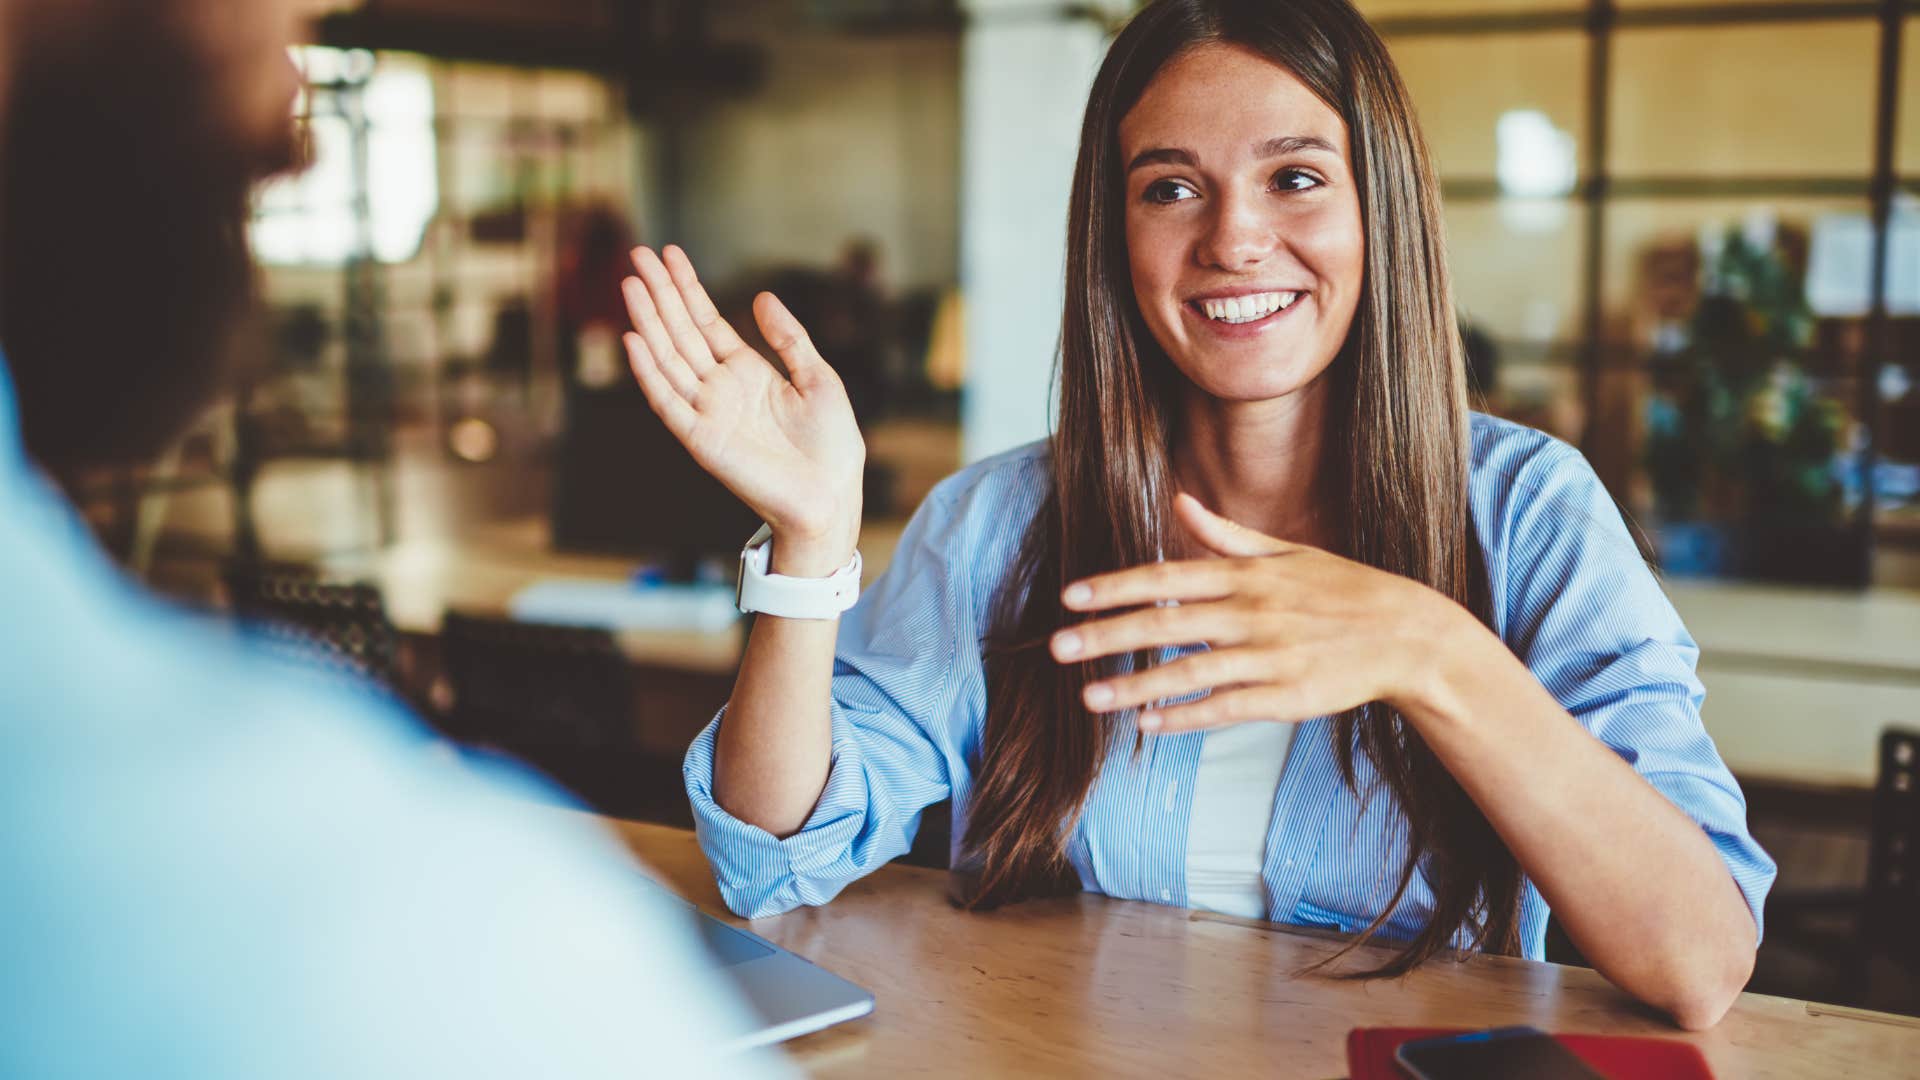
[1199, 291, 1299, 324]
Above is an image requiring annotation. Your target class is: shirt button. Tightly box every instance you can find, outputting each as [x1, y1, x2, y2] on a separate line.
[1160, 888, 1172, 902]
[1285, 858, 1295, 868]
[1163, 780, 1178, 812]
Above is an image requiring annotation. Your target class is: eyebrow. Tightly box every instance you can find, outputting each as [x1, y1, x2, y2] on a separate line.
[1125, 134, 1341, 173]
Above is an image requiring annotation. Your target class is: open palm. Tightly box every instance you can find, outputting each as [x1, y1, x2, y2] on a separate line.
[621, 245, 866, 543]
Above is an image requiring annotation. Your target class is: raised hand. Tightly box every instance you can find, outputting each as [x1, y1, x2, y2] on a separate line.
[622, 245, 866, 574]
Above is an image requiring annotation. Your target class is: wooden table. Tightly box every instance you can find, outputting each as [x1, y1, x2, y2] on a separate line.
[607, 820, 1920, 1078]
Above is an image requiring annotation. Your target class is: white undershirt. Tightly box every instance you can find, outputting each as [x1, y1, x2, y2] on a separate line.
[1184, 720, 1294, 920]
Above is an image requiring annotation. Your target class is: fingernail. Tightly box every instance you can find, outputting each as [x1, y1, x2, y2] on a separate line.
[1084, 683, 1113, 708]
[1139, 711, 1162, 732]
[1063, 584, 1092, 607]
[1052, 632, 1082, 659]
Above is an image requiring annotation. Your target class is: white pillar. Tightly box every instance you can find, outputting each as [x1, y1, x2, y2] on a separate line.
[958, 1, 1128, 464]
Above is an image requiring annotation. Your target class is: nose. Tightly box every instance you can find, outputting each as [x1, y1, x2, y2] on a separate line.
[1196, 188, 1278, 271]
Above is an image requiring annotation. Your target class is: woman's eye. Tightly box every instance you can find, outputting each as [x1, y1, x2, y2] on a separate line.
[1143, 179, 1197, 204]
[1274, 169, 1323, 192]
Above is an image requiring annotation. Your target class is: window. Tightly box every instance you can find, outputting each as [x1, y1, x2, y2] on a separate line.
[1371, 2, 1914, 585]
[251, 47, 439, 266]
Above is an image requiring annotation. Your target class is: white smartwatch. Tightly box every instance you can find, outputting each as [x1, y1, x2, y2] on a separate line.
[735, 524, 862, 619]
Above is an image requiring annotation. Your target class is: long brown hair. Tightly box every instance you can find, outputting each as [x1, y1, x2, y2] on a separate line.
[959, 0, 1519, 975]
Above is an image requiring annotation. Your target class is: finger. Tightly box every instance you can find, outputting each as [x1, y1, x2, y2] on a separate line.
[1174, 492, 1296, 558]
[752, 291, 837, 390]
[662, 244, 752, 362]
[1081, 647, 1277, 712]
[622, 277, 702, 400]
[1062, 558, 1238, 614]
[631, 245, 717, 373]
[1139, 686, 1311, 735]
[1050, 599, 1251, 664]
[624, 332, 699, 436]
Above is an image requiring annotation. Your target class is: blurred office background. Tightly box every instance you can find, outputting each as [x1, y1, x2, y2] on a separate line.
[60, 0, 1918, 1016]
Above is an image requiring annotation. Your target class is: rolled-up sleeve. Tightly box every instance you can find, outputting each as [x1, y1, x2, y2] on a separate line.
[685, 483, 975, 919]
[1496, 442, 1778, 942]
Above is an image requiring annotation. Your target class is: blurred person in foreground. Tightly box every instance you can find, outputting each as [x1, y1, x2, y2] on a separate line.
[0, 2, 780, 1077]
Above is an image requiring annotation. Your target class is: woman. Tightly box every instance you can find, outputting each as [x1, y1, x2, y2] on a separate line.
[620, 0, 1773, 1030]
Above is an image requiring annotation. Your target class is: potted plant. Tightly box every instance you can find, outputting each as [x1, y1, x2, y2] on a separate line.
[1644, 217, 1858, 584]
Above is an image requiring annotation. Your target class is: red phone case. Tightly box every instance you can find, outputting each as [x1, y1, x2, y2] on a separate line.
[1346, 1026, 1715, 1080]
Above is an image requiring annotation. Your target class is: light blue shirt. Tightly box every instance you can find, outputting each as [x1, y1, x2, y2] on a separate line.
[0, 354, 784, 1078]
[687, 415, 1776, 959]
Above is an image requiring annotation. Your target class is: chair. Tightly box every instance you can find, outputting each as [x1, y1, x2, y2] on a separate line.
[223, 561, 400, 692]
[437, 613, 699, 822]
[437, 613, 632, 750]
[1765, 726, 1920, 1005]
[1864, 729, 1919, 974]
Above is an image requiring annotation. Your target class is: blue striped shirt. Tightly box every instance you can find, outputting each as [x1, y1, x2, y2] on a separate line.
[685, 414, 1776, 959]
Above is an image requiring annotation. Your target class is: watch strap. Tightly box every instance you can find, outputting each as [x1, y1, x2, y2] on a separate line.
[736, 524, 862, 619]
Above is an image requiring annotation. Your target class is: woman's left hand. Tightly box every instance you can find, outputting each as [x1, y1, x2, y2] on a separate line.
[1051, 492, 1465, 733]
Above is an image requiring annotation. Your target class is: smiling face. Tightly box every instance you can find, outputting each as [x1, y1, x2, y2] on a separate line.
[1120, 42, 1365, 405]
